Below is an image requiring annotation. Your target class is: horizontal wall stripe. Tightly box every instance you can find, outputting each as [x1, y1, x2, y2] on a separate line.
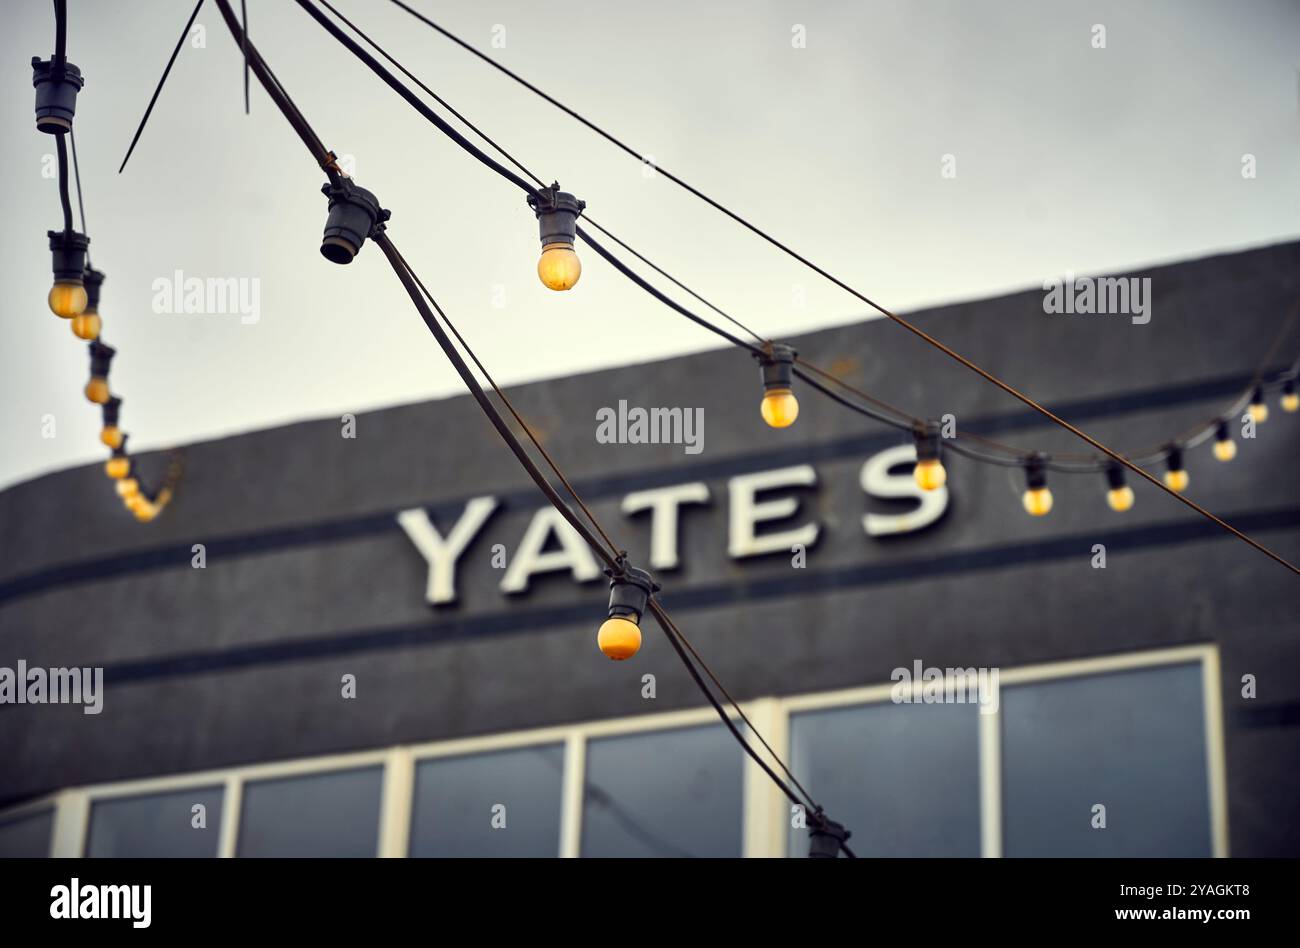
[26, 505, 1287, 691]
[0, 370, 1276, 607]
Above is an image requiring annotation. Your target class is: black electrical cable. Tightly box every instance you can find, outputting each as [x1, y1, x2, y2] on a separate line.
[53, 0, 66, 61]
[386, 0, 1300, 576]
[53, 132, 73, 233]
[69, 129, 90, 265]
[118, 0, 206, 174]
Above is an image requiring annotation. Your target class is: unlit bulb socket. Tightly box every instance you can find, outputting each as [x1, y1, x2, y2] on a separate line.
[1215, 420, 1230, 442]
[88, 340, 116, 378]
[49, 230, 90, 282]
[757, 343, 797, 392]
[1166, 446, 1184, 473]
[320, 179, 389, 265]
[527, 183, 585, 248]
[605, 564, 659, 623]
[83, 267, 104, 310]
[32, 57, 84, 133]
[111, 435, 129, 461]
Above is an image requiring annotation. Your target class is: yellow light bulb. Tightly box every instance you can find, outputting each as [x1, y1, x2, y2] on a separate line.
[913, 458, 947, 491]
[1248, 402, 1269, 424]
[85, 377, 110, 404]
[132, 502, 158, 523]
[1106, 486, 1135, 512]
[125, 493, 147, 512]
[100, 425, 123, 449]
[1163, 469, 1189, 492]
[116, 477, 139, 499]
[760, 388, 799, 428]
[1213, 439, 1236, 462]
[71, 310, 101, 340]
[1022, 486, 1053, 516]
[48, 281, 88, 319]
[597, 616, 642, 661]
[537, 243, 581, 291]
[105, 456, 130, 480]
[1283, 393, 1299, 413]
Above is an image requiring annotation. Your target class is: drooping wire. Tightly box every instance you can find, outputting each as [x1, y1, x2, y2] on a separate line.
[208, 0, 852, 852]
[69, 129, 90, 266]
[381, 0, 1300, 576]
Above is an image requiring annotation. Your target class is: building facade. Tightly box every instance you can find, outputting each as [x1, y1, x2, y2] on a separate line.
[1, 241, 1298, 857]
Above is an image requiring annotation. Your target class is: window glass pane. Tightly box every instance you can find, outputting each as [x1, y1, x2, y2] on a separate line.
[238, 766, 383, 857]
[0, 809, 53, 857]
[410, 745, 564, 857]
[1001, 662, 1211, 857]
[86, 786, 224, 857]
[581, 724, 742, 857]
[788, 701, 981, 857]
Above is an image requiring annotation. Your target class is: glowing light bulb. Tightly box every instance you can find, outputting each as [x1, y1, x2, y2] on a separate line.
[1107, 486, 1135, 512]
[537, 242, 581, 291]
[132, 502, 158, 523]
[105, 456, 130, 480]
[48, 281, 87, 319]
[597, 616, 642, 661]
[71, 311, 101, 340]
[116, 477, 139, 499]
[1283, 381, 1298, 413]
[760, 388, 799, 428]
[100, 425, 123, 449]
[1163, 469, 1189, 492]
[84, 377, 110, 404]
[1022, 486, 1053, 516]
[913, 458, 947, 491]
[1248, 387, 1269, 424]
[1213, 438, 1236, 462]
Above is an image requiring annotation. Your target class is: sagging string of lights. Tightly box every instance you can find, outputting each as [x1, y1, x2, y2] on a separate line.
[33, 0, 183, 523]
[164, 0, 855, 857]
[295, 0, 1300, 574]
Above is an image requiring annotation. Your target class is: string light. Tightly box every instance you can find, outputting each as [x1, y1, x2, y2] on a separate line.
[527, 183, 585, 291]
[598, 562, 659, 661]
[99, 396, 124, 448]
[47, 230, 89, 318]
[1163, 446, 1189, 492]
[1022, 454, 1053, 516]
[115, 472, 139, 499]
[31, 53, 83, 134]
[70, 267, 103, 339]
[1213, 420, 1236, 462]
[756, 343, 799, 428]
[1283, 379, 1298, 414]
[1105, 461, 1135, 512]
[1248, 386, 1268, 424]
[912, 420, 946, 491]
[84, 339, 114, 404]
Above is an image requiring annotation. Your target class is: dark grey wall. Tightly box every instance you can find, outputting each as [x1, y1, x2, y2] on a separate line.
[2, 240, 1298, 854]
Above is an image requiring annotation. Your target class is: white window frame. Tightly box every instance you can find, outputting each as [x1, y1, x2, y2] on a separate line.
[0, 644, 1226, 858]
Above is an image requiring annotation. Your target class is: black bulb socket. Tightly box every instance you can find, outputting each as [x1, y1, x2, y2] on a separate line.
[102, 396, 122, 429]
[49, 230, 90, 283]
[1024, 454, 1048, 490]
[756, 343, 797, 392]
[527, 183, 585, 249]
[88, 339, 116, 378]
[1166, 445, 1185, 472]
[605, 564, 659, 624]
[1105, 461, 1127, 490]
[320, 179, 389, 265]
[83, 267, 105, 311]
[32, 57, 84, 133]
[914, 420, 942, 462]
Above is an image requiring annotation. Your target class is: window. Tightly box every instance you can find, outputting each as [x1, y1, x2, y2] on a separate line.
[581, 724, 743, 857]
[788, 701, 981, 857]
[0, 646, 1224, 858]
[409, 744, 564, 857]
[238, 767, 383, 857]
[86, 786, 224, 857]
[1000, 662, 1212, 857]
[0, 809, 53, 858]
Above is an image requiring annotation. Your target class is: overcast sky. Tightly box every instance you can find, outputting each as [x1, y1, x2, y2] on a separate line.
[2, 0, 1297, 490]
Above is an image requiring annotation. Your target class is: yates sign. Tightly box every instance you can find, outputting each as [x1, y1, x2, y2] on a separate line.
[397, 444, 947, 605]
